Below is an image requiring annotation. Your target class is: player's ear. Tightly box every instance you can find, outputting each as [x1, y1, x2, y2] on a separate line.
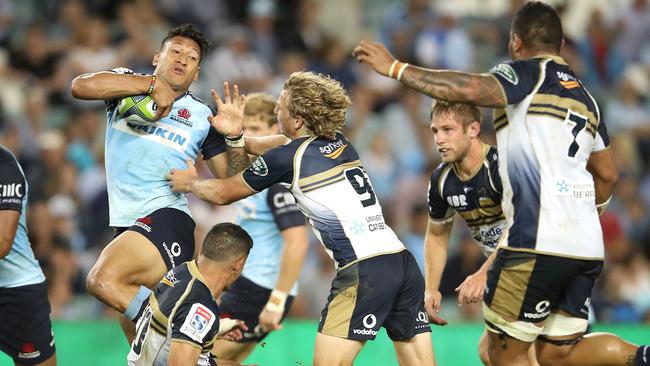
[468, 121, 481, 138]
[152, 50, 160, 66]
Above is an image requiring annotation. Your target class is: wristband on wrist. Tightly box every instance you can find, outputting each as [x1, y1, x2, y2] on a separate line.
[225, 131, 245, 148]
[396, 62, 409, 81]
[388, 60, 399, 79]
[147, 75, 156, 95]
[595, 195, 612, 216]
[264, 289, 288, 313]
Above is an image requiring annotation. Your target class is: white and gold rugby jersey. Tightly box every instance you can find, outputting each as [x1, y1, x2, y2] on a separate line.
[488, 55, 609, 259]
[242, 132, 405, 270]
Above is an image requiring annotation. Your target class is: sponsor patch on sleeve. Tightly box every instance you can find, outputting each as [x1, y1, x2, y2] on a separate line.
[249, 156, 268, 176]
[490, 63, 519, 85]
[179, 303, 216, 343]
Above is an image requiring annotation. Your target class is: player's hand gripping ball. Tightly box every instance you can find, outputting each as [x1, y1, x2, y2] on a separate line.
[117, 95, 158, 125]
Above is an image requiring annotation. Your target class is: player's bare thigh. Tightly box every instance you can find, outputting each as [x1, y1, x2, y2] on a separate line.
[313, 333, 364, 366]
[393, 332, 436, 366]
[86, 230, 168, 310]
[212, 339, 257, 363]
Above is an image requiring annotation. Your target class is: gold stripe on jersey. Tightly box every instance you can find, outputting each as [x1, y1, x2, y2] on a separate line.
[149, 295, 169, 329]
[290, 137, 317, 190]
[150, 317, 167, 335]
[466, 215, 505, 227]
[188, 260, 208, 286]
[298, 160, 361, 189]
[489, 255, 537, 320]
[458, 205, 503, 223]
[530, 94, 599, 129]
[494, 108, 508, 131]
[321, 271, 359, 337]
[437, 165, 453, 196]
[301, 174, 346, 193]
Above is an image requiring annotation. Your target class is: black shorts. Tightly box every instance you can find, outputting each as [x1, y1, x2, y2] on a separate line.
[219, 276, 295, 342]
[114, 208, 196, 270]
[318, 250, 431, 341]
[484, 248, 603, 323]
[0, 282, 55, 364]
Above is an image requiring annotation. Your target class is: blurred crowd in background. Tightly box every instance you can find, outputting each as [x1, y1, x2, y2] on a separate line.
[0, 0, 649, 324]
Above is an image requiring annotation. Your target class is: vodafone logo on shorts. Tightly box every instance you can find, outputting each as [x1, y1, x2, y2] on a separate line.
[162, 241, 182, 267]
[524, 300, 551, 320]
[352, 314, 378, 336]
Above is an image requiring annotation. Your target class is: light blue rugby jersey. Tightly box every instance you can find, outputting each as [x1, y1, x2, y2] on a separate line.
[105, 68, 226, 227]
[0, 145, 45, 288]
[235, 185, 305, 296]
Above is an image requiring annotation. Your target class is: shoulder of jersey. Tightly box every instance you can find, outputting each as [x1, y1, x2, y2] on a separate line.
[431, 161, 450, 180]
[185, 92, 213, 114]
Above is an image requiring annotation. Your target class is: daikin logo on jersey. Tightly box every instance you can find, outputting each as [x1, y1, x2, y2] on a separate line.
[113, 119, 191, 153]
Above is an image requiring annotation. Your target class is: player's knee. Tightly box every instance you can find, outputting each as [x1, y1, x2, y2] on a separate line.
[85, 265, 117, 298]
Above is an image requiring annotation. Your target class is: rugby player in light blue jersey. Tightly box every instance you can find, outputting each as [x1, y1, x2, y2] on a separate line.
[212, 93, 308, 363]
[71, 24, 250, 342]
[0, 144, 56, 366]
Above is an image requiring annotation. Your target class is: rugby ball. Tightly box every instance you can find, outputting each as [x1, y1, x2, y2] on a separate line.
[117, 95, 158, 124]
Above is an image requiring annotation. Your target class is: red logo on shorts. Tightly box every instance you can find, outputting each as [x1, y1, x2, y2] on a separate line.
[137, 216, 152, 225]
[21, 343, 36, 353]
[178, 108, 191, 120]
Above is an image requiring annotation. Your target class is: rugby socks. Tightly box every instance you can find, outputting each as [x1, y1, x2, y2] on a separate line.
[124, 285, 152, 321]
[637, 345, 649, 366]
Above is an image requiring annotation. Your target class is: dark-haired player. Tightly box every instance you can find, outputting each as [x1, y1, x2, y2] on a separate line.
[127, 223, 252, 366]
[355, 1, 649, 365]
[71, 24, 250, 341]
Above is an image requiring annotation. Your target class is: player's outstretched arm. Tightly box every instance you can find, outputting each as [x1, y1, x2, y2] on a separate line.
[424, 219, 453, 326]
[167, 159, 255, 205]
[244, 135, 291, 156]
[0, 210, 19, 259]
[168, 340, 201, 366]
[259, 225, 309, 332]
[353, 40, 506, 108]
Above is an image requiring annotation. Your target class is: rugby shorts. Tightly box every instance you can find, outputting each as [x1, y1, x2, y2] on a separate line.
[318, 249, 431, 341]
[113, 207, 196, 270]
[483, 248, 603, 342]
[0, 282, 55, 364]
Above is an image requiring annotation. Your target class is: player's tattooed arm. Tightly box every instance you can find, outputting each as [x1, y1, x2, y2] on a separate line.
[400, 67, 507, 108]
[226, 147, 251, 177]
[353, 40, 506, 107]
